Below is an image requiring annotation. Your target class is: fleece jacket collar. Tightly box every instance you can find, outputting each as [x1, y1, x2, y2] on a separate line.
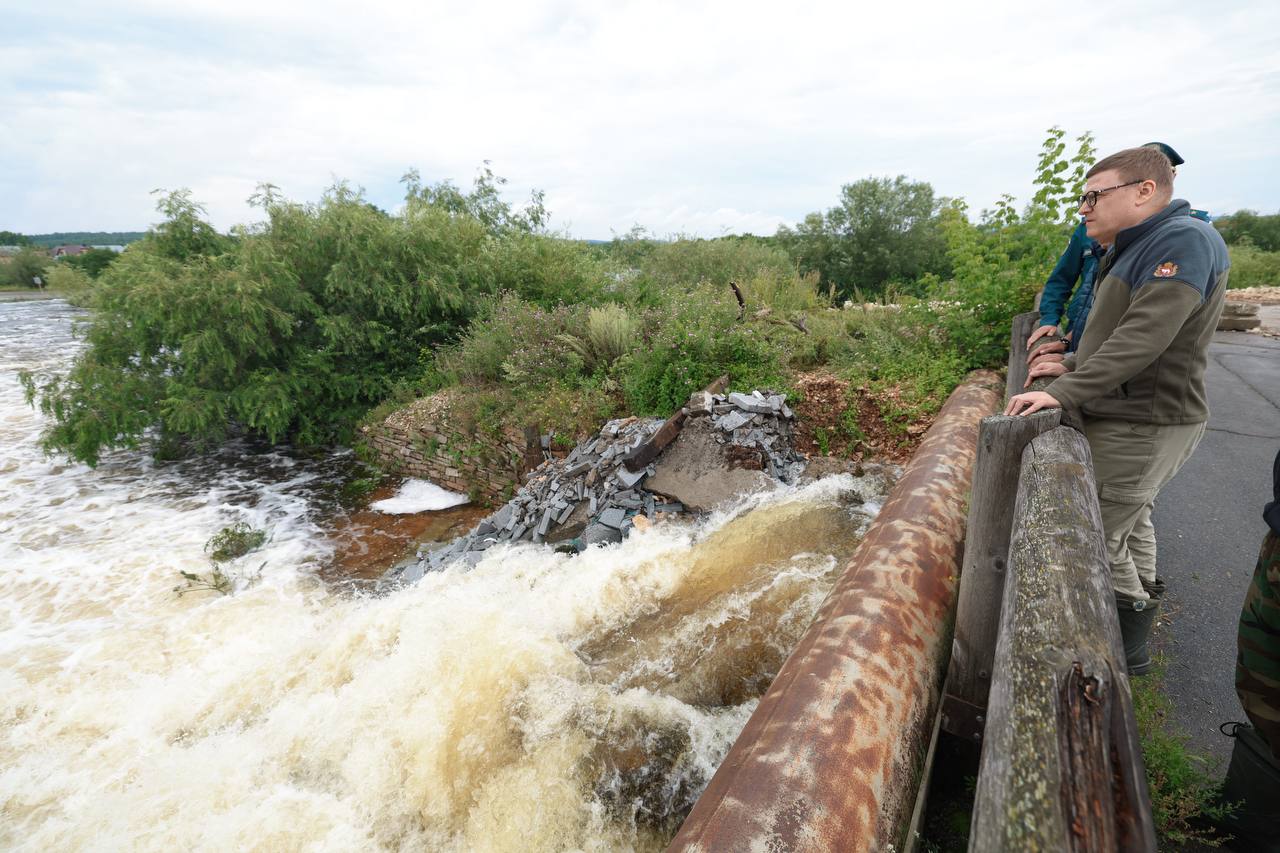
[1112, 199, 1190, 256]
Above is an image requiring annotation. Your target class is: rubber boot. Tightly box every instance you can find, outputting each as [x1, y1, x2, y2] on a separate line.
[1117, 598, 1160, 676]
[1141, 575, 1167, 600]
[1214, 724, 1280, 852]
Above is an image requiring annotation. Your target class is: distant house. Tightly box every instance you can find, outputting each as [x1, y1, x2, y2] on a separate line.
[90, 245, 126, 253]
[52, 244, 91, 257]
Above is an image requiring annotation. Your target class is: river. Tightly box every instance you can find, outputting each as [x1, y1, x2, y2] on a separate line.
[0, 299, 887, 851]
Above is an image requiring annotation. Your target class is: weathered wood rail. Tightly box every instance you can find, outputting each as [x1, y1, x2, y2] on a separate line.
[943, 311, 1157, 851]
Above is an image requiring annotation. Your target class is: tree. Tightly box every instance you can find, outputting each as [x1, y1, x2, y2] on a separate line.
[0, 230, 31, 246]
[61, 248, 119, 278]
[1212, 210, 1280, 252]
[777, 176, 950, 298]
[1, 247, 50, 288]
[148, 189, 232, 261]
[22, 170, 604, 466]
[925, 126, 1096, 367]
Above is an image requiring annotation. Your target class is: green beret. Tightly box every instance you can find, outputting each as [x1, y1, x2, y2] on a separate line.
[1144, 142, 1185, 166]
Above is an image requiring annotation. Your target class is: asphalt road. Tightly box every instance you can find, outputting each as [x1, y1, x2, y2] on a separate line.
[1151, 330, 1280, 767]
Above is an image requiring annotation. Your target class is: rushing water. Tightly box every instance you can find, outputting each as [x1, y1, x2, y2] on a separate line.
[0, 299, 888, 852]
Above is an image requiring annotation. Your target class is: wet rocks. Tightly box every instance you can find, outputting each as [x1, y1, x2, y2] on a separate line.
[394, 388, 805, 581]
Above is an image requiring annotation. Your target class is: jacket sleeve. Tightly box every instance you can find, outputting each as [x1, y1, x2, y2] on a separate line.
[1038, 224, 1088, 327]
[1046, 280, 1202, 409]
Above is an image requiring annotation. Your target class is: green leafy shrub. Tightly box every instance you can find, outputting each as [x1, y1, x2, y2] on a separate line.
[23, 171, 596, 466]
[634, 236, 797, 293]
[42, 264, 93, 304]
[0, 246, 50, 288]
[60, 247, 120, 279]
[836, 303, 969, 428]
[483, 230, 609, 308]
[439, 295, 589, 386]
[618, 287, 787, 415]
[1226, 242, 1280, 289]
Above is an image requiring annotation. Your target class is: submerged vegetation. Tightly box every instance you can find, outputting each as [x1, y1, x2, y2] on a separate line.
[173, 522, 270, 596]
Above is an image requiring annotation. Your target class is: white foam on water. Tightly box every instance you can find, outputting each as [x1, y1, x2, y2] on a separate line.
[370, 479, 469, 514]
[0, 300, 890, 852]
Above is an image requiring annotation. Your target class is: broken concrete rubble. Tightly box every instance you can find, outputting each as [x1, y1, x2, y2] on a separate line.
[389, 386, 811, 582]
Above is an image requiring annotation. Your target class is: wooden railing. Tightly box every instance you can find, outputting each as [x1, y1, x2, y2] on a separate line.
[941, 312, 1157, 851]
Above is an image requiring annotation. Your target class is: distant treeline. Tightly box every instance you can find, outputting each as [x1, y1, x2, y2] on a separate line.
[17, 232, 147, 247]
[1211, 211, 1280, 253]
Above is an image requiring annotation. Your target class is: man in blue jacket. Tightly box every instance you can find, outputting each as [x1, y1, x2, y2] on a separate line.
[1027, 142, 1208, 354]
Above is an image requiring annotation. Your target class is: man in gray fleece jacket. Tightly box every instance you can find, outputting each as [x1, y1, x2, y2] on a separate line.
[1005, 146, 1230, 674]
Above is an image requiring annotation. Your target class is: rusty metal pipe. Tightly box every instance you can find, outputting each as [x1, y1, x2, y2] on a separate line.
[667, 370, 1004, 853]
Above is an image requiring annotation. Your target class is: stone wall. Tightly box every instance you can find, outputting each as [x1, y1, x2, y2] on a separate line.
[359, 389, 537, 502]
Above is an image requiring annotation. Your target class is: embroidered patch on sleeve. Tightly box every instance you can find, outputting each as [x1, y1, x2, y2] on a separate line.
[1154, 262, 1179, 278]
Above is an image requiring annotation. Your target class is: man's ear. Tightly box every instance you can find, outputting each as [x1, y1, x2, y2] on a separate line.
[1135, 179, 1159, 207]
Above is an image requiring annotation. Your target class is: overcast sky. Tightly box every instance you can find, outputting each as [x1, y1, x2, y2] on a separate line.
[3, 0, 1278, 239]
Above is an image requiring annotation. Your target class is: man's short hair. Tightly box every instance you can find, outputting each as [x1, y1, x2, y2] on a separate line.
[1087, 147, 1175, 195]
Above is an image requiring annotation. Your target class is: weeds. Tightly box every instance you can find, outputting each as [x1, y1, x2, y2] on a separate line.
[1131, 654, 1236, 847]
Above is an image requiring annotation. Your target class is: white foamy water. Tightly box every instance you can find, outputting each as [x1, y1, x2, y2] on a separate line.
[0, 300, 888, 851]
[371, 479, 469, 514]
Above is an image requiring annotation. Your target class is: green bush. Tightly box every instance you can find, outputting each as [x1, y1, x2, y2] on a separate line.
[738, 268, 828, 315]
[619, 287, 788, 415]
[483, 230, 609, 308]
[23, 172, 576, 466]
[558, 303, 639, 374]
[1227, 242, 1280, 289]
[42, 264, 93, 302]
[60, 247, 120, 279]
[439, 294, 589, 386]
[833, 303, 969, 428]
[1, 246, 50, 288]
[634, 236, 797, 293]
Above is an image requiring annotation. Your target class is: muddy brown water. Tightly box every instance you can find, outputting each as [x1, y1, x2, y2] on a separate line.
[2, 298, 893, 851]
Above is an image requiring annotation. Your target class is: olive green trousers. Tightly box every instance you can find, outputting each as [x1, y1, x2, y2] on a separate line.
[1083, 418, 1206, 604]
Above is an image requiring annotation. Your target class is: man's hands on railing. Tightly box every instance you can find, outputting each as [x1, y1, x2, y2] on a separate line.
[1010, 330, 1069, 414]
[1026, 324, 1060, 348]
[1025, 360, 1068, 388]
[1026, 339, 1065, 364]
[1004, 391, 1062, 416]
[1023, 332, 1072, 389]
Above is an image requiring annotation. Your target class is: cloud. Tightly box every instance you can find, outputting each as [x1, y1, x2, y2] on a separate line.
[2, 0, 1278, 236]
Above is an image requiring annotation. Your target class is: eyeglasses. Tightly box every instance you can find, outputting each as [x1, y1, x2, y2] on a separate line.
[1077, 180, 1143, 209]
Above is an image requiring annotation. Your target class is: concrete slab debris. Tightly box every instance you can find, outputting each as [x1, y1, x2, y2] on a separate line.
[390, 385, 806, 583]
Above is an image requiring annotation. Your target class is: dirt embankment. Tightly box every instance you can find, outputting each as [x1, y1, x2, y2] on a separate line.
[790, 372, 932, 466]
